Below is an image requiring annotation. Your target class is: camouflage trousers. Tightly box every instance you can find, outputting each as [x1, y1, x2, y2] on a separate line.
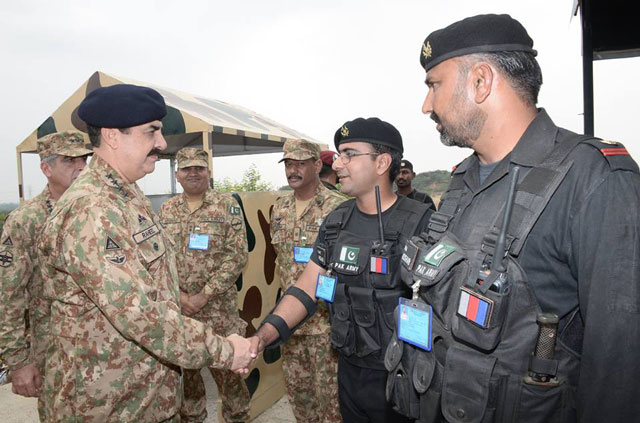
[180, 366, 250, 423]
[282, 333, 341, 423]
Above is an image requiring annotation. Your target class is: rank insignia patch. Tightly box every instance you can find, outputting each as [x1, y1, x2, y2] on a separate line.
[2, 236, 12, 246]
[106, 236, 121, 251]
[422, 41, 432, 59]
[138, 214, 147, 224]
[457, 287, 493, 328]
[423, 242, 455, 267]
[340, 125, 349, 137]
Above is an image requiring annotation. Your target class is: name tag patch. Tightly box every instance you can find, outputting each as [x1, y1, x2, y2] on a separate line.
[457, 287, 493, 328]
[133, 224, 160, 244]
[293, 246, 313, 263]
[397, 297, 432, 351]
[401, 239, 418, 270]
[189, 233, 209, 250]
[315, 274, 337, 303]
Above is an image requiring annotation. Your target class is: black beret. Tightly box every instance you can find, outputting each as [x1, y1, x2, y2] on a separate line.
[420, 14, 536, 72]
[399, 159, 414, 171]
[78, 84, 167, 128]
[334, 117, 403, 153]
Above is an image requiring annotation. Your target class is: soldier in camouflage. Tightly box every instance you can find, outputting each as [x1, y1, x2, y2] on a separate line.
[159, 147, 251, 423]
[0, 131, 91, 419]
[37, 84, 256, 422]
[270, 139, 345, 423]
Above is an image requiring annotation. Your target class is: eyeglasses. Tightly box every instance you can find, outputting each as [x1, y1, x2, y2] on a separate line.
[337, 151, 380, 164]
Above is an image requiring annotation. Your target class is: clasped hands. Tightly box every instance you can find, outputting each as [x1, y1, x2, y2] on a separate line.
[226, 334, 264, 374]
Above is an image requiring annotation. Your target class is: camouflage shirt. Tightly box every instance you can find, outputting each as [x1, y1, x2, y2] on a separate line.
[37, 155, 234, 422]
[159, 189, 248, 336]
[270, 183, 345, 335]
[0, 186, 54, 372]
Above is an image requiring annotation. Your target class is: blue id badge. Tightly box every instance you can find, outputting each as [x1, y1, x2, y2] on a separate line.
[315, 274, 337, 303]
[188, 233, 209, 250]
[397, 297, 432, 351]
[293, 246, 314, 263]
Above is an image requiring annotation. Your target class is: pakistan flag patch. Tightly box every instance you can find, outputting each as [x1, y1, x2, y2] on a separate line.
[339, 246, 360, 264]
[230, 206, 241, 215]
[423, 243, 455, 267]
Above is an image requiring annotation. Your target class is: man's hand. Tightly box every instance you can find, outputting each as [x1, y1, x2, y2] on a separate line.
[189, 292, 208, 315]
[11, 363, 41, 397]
[180, 291, 196, 316]
[227, 334, 258, 375]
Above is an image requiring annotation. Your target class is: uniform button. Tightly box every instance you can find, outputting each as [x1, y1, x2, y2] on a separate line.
[153, 242, 159, 251]
[456, 408, 465, 419]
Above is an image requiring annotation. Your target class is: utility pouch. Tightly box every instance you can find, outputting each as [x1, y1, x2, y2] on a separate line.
[452, 279, 511, 351]
[350, 286, 380, 357]
[442, 347, 496, 423]
[329, 284, 355, 356]
[385, 333, 422, 419]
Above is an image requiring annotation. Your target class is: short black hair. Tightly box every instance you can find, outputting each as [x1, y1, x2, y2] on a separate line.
[320, 163, 334, 177]
[459, 51, 542, 107]
[370, 143, 402, 182]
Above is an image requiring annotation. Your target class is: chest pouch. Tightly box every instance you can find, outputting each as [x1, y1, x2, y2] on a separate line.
[329, 284, 355, 356]
[349, 286, 381, 358]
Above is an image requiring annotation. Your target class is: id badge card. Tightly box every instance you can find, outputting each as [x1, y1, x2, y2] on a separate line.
[188, 233, 209, 250]
[397, 297, 432, 351]
[315, 274, 337, 303]
[293, 246, 314, 263]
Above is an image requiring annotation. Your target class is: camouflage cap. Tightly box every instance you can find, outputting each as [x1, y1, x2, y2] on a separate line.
[278, 139, 321, 163]
[176, 147, 209, 169]
[37, 131, 93, 160]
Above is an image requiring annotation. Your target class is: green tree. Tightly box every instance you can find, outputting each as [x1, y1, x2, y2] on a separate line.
[214, 164, 274, 192]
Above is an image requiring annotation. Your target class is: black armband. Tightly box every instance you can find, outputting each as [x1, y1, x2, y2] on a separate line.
[259, 286, 319, 349]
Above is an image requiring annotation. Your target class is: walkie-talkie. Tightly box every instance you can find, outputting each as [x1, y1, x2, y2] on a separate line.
[371, 185, 392, 261]
[476, 166, 520, 293]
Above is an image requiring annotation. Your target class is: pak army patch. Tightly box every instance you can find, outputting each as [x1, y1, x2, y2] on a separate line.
[424, 242, 455, 266]
[2, 236, 13, 247]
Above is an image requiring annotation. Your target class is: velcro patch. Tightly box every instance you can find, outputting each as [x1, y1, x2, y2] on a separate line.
[132, 225, 160, 244]
[201, 217, 225, 223]
[106, 236, 121, 251]
[457, 287, 493, 328]
[2, 236, 12, 246]
[230, 206, 241, 215]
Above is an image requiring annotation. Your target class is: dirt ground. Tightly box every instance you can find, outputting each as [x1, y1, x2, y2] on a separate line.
[0, 368, 295, 423]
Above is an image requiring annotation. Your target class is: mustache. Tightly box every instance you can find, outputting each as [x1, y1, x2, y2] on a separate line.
[147, 149, 163, 157]
[287, 174, 302, 180]
[430, 113, 441, 124]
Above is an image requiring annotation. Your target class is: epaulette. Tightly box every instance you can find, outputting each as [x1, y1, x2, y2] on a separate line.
[581, 138, 639, 173]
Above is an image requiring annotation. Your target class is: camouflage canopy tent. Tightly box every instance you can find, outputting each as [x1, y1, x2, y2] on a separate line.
[15, 70, 320, 201]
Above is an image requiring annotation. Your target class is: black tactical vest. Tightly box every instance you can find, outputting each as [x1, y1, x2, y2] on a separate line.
[385, 134, 597, 423]
[320, 196, 428, 370]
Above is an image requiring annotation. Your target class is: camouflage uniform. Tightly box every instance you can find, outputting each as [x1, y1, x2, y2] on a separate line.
[271, 139, 345, 423]
[37, 154, 235, 423]
[159, 147, 250, 423]
[0, 131, 91, 420]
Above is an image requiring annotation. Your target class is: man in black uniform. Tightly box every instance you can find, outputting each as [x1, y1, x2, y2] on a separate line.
[394, 159, 435, 210]
[252, 117, 432, 422]
[385, 14, 640, 423]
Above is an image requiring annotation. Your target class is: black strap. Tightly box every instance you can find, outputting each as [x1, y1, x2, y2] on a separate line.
[263, 314, 292, 344]
[285, 286, 318, 316]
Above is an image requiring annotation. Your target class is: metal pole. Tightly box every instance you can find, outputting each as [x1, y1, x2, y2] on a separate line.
[581, 0, 595, 136]
[169, 158, 176, 194]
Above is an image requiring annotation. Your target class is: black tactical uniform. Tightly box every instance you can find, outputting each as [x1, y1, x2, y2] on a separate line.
[404, 189, 435, 211]
[386, 110, 640, 423]
[311, 195, 431, 422]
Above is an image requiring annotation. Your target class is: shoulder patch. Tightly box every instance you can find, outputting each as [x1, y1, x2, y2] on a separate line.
[582, 138, 639, 173]
[106, 236, 121, 251]
[2, 236, 12, 246]
[0, 250, 13, 267]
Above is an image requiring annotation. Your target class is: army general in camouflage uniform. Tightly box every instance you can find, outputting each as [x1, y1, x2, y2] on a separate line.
[0, 131, 91, 418]
[270, 139, 345, 423]
[37, 84, 255, 422]
[159, 147, 251, 423]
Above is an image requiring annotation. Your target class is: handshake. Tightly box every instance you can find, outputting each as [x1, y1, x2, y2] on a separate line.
[226, 334, 265, 374]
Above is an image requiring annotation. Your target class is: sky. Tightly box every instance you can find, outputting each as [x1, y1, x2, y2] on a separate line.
[1, 0, 639, 202]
